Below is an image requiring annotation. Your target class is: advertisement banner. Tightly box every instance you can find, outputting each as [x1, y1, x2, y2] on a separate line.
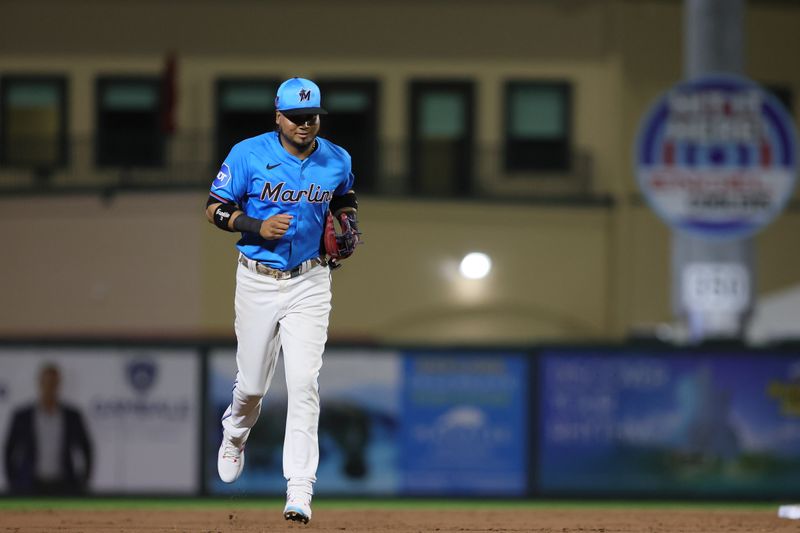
[400, 352, 529, 496]
[539, 348, 800, 496]
[0, 347, 200, 494]
[206, 348, 401, 495]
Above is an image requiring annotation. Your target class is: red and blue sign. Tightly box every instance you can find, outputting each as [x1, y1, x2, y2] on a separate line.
[636, 75, 797, 239]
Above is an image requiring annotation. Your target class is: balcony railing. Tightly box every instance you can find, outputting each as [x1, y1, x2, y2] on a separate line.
[0, 134, 600, 202]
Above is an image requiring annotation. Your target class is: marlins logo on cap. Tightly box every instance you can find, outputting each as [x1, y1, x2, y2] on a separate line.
[275, 78, 328, 116]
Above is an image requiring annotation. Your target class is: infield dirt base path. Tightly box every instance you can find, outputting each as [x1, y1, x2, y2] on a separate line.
[0, 508, 796, 533]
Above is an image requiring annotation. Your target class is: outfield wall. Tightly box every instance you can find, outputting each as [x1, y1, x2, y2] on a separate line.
[1, 341, 799, 499]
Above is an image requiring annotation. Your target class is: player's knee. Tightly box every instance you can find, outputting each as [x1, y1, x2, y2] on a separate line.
[243, 393, 262, 409]
[234, 386, 264, 407]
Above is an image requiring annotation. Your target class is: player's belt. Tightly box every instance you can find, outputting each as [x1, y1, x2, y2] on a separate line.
[238, 254, 325, 280]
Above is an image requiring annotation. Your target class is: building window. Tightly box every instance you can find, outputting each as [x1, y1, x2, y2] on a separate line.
[96, 77, 165, 167]
[0, 75, 68, 168]
[215, 78, 279, 165]
[409, 80, 475, 196]
[316, 80, 379, 193]
[504, 81, 571, 173]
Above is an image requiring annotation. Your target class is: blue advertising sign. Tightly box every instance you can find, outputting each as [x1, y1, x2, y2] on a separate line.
[539, 349, 800, 496]
[400, 352, 529, 496]
[206, 349, 402, 496]
[635, 75, 798, 239]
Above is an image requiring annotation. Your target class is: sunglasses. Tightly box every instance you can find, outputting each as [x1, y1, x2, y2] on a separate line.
[284, 113, 319, 126]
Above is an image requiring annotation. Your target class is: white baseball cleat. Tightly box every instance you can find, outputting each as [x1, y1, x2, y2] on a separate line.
[283, 491, 312, 524]
[217, 434, 245, 483]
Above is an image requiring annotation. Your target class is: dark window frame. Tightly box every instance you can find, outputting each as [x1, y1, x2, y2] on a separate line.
[503, 79, 572, 174]
[315, 78, 380, 193]
[409, 79, 475, 197]
[214, 77, 281, 165]
[95, 75, 166, 168]
[0, 74, 69, 169]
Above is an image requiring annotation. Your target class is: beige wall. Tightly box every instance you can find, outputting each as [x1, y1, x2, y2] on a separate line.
[207, 194, 616, 344]
[0, 193, 205, 337]
[2, 0, 800, 342]
[3, 194, 797, 343]
[0, 1, 616, 60]
[0, 194, 613, 343]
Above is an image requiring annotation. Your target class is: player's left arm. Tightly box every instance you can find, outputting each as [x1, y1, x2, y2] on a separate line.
[325, 188, 363, 264]
[329, 189, 359, 226]
[323, 161, 362, 265]
[330, 167, 359, 235]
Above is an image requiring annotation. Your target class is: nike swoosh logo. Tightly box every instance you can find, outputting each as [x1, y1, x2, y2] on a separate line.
[266, 163, 282, 170]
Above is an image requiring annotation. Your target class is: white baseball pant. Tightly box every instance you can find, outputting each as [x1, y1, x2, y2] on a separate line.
[221, 260, 332, 487]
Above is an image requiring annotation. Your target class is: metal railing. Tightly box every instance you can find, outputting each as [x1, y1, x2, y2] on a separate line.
[0, 134, 599, 202]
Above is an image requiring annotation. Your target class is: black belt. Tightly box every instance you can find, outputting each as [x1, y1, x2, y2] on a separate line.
[238, 254, 325, 280]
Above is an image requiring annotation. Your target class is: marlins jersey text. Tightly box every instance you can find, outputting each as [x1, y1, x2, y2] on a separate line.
[210, 131, 354, 269]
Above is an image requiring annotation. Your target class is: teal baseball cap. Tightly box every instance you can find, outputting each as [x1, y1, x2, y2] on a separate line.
[274, 77, 328, 115]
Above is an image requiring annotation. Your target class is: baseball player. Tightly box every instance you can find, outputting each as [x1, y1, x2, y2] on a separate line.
[205, 77, 361, 524]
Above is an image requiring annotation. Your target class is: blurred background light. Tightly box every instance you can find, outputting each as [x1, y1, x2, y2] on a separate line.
[459, 252, 492, 280]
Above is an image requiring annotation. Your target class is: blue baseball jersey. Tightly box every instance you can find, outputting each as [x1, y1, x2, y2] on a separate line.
[210, 131, 354, 270]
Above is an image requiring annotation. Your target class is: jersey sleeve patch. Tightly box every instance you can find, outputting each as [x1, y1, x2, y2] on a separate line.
[213, 163, 232, 188]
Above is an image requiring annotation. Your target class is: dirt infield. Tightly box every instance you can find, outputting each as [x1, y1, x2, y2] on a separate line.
[0, 507, 796, 533]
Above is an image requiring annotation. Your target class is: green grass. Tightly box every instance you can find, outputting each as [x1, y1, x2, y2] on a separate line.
[0, 498, 784, 512]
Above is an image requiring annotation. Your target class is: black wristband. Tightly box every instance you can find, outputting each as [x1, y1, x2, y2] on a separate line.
[212, 204, 238, 232]
[233, 214, 262, 234]
[330, 190, 358, 215]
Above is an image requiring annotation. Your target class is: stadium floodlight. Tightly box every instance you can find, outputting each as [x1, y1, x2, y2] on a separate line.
[459, 252, 492, 280]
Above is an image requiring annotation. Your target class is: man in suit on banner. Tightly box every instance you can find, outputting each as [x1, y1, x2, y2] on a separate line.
[4, 363, 93, 495]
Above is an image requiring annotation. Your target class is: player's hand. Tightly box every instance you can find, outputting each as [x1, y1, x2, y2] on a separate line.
[259, 214, 293, 240]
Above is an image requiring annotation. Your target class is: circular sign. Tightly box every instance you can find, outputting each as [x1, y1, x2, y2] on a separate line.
[635, 74, 798, 239]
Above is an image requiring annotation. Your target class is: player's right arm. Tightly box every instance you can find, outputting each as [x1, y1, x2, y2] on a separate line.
[205, 199, 292, 240]
[207, 147, 292, 240]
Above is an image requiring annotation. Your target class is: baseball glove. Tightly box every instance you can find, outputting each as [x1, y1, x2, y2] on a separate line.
[324, 211, 362, 266]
